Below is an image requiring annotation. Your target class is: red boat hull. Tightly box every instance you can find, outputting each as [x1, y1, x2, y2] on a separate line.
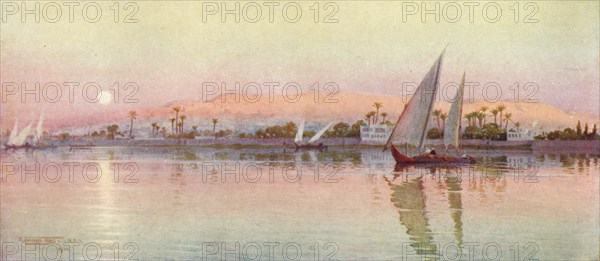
[4, 144, 33, 150]
[294, 143, 327, 151]
[390, 144, 475, 164]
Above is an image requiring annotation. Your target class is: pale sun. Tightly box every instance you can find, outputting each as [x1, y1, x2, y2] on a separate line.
[99, 91, 112, 104]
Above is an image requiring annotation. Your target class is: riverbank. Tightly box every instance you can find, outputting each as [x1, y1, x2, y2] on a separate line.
[35, 137, 600, 152]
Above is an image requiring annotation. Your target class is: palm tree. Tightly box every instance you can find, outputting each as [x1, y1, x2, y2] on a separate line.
[467, 111, 478, 127]
[155, 125, 160, 134]
[479, 106, 488, 125]
[107, 124, 119, 139]
[192, 125, 198, 135]
[172, 106, 181, 133]
[128, 111, 137, 139]
[179, 115, 186, 133]
[381, 112, 388, 124]
[464, 113, 473, 127]
[211, 118, 218, 138]
[490, 109, 499, 125]
[176, 122, 183, 135]
[439, 112, 447, 132]
[365, 113, 372, 126]
[432, 109, 442, 129]
[476, 111, 485, 128]
[515, 122, 521, 132]
[503, 113, 512, 130]
[169, 117, 175, 134]
[366, 111, 376, 127]
[372, 102, 383, 124]
[151, 122, 157, 136]
[496, 104, 506, 124]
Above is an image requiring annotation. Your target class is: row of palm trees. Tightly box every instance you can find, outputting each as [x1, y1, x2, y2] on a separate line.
[431, 104, 515, 133]
[127, 103, 515, 139]
[362, 102, 513, 132]
[127, 106, 221, 139]
[463, 104, 513, 130]
[432, 109, 447, 130]
[365, 102, 389, 126]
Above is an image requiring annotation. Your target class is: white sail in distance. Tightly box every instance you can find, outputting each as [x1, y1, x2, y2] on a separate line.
[13, 123, 32, 146]
[385, 51, 444, 150]
[35, 112, 44, 143]
[295, 119, 305, 143]
[7, 119, 19, 145]
[308, 121, 335, 143]
[444, 72, 465, 149]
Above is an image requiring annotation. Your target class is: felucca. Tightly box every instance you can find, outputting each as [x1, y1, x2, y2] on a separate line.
[383, 50, 475, 164]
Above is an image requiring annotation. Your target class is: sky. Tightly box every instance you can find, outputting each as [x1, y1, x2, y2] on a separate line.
[1, 1, 599, 129]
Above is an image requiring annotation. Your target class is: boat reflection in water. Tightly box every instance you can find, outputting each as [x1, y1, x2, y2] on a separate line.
[385, 164, 465, 260]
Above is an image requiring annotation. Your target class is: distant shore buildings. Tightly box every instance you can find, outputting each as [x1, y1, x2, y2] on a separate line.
[360, 123, 393, 144]
[507, 128, 536, 141]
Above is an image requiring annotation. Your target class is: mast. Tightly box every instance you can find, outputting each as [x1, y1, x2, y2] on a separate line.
[457, 74, 464, 156]
[417, 52, 444, 150]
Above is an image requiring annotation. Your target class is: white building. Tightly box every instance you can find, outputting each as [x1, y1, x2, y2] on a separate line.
[361, 124, 393, 143]
[507, 129, 535, 141]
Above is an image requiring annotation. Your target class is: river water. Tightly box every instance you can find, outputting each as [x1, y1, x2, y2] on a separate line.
[1, 147, 598, 260]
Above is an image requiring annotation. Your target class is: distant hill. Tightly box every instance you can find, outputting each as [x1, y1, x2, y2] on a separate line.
[138, 91, 596, 128]
[31, 91, 600, 135]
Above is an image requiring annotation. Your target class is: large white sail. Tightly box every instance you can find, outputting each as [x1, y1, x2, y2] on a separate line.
[7, 119, 19, 145]
[308, 121, 335, 143]
[35, 112, 44, 143]
[444, 72, 465, 149]
[385, 51, 444, 150]
[13, 123, 32, 146]
[295, 119, 305, 143]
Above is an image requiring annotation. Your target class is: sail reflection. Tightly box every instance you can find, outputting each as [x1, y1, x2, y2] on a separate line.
[385, 169, 437, 256]
[385, 165, 465, 258]
[445, 174, 463, 247]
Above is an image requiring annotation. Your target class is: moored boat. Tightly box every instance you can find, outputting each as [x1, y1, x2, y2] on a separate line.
[4, 144, 34, 150]
[4, 118, 33, 150]
[294, 142, 327, 150]
[4, 111, 55, 150]
[68, 142, 96, 149]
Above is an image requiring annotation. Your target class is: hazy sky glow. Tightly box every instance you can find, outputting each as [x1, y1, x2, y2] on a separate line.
[1, 1, 599, 129]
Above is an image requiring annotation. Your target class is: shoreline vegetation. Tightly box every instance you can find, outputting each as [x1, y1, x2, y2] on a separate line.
[4, 102, 598, 151]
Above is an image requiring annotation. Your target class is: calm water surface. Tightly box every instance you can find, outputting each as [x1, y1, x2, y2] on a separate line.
[1, 147, 598, 260]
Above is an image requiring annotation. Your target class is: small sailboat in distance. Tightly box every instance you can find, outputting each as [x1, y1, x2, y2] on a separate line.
[294, 120, 334, 150]
[4, 111, 55, 150]
[6, 118, 19, 148]
[35, 111, 43, 143]
[32, 111, 55, 149]
[5, 121, 34, 150]
[383, 50, 475, 164]
[294, 119, 305, 144]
